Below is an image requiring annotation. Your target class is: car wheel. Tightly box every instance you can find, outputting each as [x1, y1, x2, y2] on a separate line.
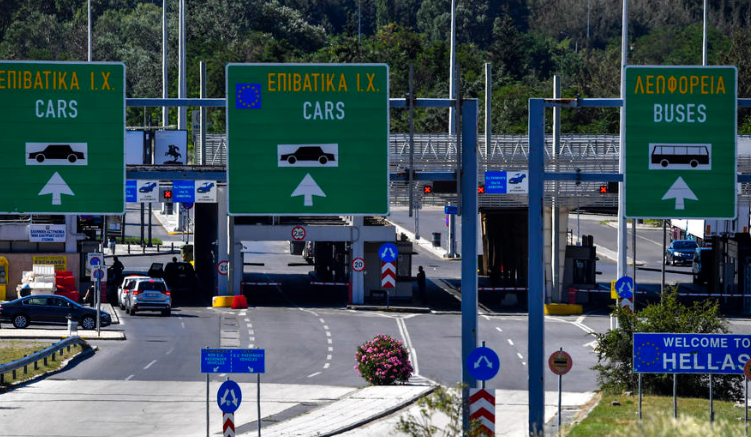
[130, 308, 137, 316]
[36, 155, 45, 163]
[81, 315, 96, 330]
[68, 154, 77, 163]
[12, 314, 29, 329]
[287, 156, 297, 164]
[318, 156, 328, 165]
[162, 309, 171, 317]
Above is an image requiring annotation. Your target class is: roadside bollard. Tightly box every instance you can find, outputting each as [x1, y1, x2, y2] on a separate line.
[171, 242, 174, 252]
[128, 243, 131, 254]
[157, 244, 161, 253]
[66, 315, 77, 336]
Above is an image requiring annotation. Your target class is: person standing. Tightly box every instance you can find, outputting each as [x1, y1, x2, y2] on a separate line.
[416, 266, 427, 304]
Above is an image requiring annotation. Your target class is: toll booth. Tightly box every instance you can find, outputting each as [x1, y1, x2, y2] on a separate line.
[363, 241, 413, 302]
[563, 235, 597, 301]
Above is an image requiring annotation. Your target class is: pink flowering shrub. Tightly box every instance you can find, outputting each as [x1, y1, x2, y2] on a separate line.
[354, 334, 413, 385]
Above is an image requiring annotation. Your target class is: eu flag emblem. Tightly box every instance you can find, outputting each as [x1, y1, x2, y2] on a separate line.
[236, 83, 262, 109]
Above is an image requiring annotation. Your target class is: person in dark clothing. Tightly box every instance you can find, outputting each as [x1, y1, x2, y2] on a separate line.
[416, 266, 427, 304]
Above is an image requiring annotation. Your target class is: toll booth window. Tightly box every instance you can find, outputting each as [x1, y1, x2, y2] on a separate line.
[397, 253, 411, 277]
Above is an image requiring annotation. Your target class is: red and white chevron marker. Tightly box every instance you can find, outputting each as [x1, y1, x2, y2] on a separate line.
[222, 413, 235, 437]
[381, 261, 396, 288]
[469, 388, 495, 436]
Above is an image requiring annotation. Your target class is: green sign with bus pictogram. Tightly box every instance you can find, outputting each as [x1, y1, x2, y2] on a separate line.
[226, 63, 389, 215]
[625, 65, 736, 219]
[0, 61, 125, 214]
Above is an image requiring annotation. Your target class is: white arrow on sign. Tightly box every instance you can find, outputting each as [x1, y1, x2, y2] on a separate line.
[38, 172, 74, 205]
[474, 355, 493, 369]
[661, 177, 697, 210]
[291, 173, 326, 206]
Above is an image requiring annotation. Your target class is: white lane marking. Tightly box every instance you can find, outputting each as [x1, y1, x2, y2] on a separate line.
[326, 354, 332, 360]
[326, 331, 331, 337]
[495, 327, 503, 333]
[507, 339, 514, 346]
[327, 339, 332, 344]
[517, 352, 524, 360]
[319, 318, 326, 324]
[522, 362, 527, 366]
[165, 347, 174, 355]
[323, 325, 329, 330]
[584, 340, 598, 349]
[249, 330, 254, 335]
[244, 318, 250, 322]
[307, 372, 321, 378]
[125, 374, 134, 381]
[328, 346, 333, 352]
[482, 315, 490, 321]
[323, 363, 330, 369]
[239, 311, 247, 316]
[144, 360, 157, 370]
[395, 316, 425, 379]
[249, 337, 255, 342]
[249, 344, 254, 348]
[547, 315, 595, 334]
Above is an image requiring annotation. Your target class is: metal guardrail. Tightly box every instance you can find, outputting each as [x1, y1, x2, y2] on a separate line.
[0, 336, 87, 385]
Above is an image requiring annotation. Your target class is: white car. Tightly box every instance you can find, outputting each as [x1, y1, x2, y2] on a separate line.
[117, 275, 149, 310]
[126, 278, 171, 317]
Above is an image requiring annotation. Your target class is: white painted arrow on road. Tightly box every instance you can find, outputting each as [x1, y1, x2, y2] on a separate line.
[291, 173, 326, 206]
[661, 177, 697, 210]
[38, 172, 74, 205]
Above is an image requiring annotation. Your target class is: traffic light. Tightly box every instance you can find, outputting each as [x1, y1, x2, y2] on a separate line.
[478, 184, 485, 194]
[423, 185, 432, 194]
[598, 182, 619, 194]
[159, 187, 173, 203]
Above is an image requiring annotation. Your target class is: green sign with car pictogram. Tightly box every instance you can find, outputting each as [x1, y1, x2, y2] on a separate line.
[0, 61, 125, 214]
[625, 65, 736, 219]
[226, 63, 389, 215]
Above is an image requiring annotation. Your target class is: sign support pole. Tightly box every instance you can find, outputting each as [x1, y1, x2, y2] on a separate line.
[709, 375, 714, 424]
[96, 273, 101, 336]
[257, 374, 261, 437]
[745, 377, 748, 433]
[206, 373, 209, 437]
[673, 374, 677, 419]
[557, 373, 562, 433]
[638, 374, 642, 424]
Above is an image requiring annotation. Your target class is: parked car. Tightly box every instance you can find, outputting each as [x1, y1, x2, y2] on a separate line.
[126, 278, 171, 316]
[665, 239, 698, 266]
[280, 146, 335, 165]
[118, 275, 149, 310]
[28, 144, 84, 163]
[0, 295, 111, 329]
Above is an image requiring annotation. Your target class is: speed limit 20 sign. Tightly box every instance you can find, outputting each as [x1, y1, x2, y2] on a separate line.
[291, 226, 306, 241]
[217, 260, 229, 276]
[351, 257, 365, 272]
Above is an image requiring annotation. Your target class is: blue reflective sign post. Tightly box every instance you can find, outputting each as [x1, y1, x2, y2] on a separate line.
[634, 333, 751, 374]
[467, 346, 500, 381]
[378, 243, 398, 263]
[615, 276, 634, 299]
[217, 379, 242, 414]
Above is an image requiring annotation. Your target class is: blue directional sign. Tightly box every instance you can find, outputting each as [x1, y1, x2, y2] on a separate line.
[467, 346, 500, 381]
[444, 205, 458, 215]
[615, 276, 635, 299]
[378, 243, 398, 263]
[173, 180, 195, 203]
[201, 348, 266, 374]
[217, 379, 242, 414]
[484, 171, 507, 194]
[126, 180, 137, 203]
[634, 333, 751, 374]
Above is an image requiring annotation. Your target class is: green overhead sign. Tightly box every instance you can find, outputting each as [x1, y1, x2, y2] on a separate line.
[625, 65, 737, 219]
[0, 61, 125, 214]
[226, 63, 389, 215]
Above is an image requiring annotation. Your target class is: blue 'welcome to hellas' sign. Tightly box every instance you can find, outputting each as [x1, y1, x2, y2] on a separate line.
[633, 333, 751, 374]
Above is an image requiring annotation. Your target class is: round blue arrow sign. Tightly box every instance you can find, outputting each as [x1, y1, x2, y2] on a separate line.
[615, 275, 635, 299]
[467, 346, 500, 381]
[217, 379, 242, 414]
[378, 243, 398, 263]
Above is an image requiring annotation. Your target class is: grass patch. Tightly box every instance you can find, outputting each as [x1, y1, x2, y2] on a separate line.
[121, 236, 164, 245]
[567, 393, 747, 436]
[0, 340, 85, 389]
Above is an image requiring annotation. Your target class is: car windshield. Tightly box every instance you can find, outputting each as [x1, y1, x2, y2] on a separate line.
[138, 281, 166, 291]
[674, 241, 697, 250]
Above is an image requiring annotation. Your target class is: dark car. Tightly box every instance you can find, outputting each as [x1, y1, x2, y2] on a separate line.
[139, 182, 157, 192]
[509, 173, 526, 184]
[149, 261, 200, 304]
[665, 239, 699, 266]
[0, 295, 111, 329]
[28, 144, 85, 163]
[197, 182, 214, 193]
[280, 146, 335, 165]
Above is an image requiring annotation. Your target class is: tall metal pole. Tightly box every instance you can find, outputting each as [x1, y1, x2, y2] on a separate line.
[617, 0, 629, 278]
[702, 0, 708, 66]
[552, 75, 561, 303]
[661, 220, 666, 293]
[87, 0, 92, 62]
[200, 61, 207, 166]
[460, 100, 478, 433]
[177, 0, 187, 232]
[528, 98, 546, 435]
[162, 0, 168, 127]
[673, 374, 678, 418]
[632, 219, 637, 308]
[485, 63, 491, 163]
[408, 64, 415, 218]
[448, 0, 457, 134]
[358, 0, 362, 44]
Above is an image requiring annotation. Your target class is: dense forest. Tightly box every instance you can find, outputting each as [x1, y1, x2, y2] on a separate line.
[2, 0, 751, 135]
